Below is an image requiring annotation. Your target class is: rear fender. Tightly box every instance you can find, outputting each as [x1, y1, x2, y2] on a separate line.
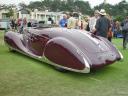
[43, 37, 90, 73]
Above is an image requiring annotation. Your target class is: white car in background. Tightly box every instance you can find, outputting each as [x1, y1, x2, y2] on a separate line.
[0, 19, 10, 30]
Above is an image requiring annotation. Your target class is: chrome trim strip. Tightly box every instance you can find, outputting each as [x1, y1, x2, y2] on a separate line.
[5, 43, 42, 61]
[76, 49, 91, 73]
[118, 50, 123, 59]
[43, 56, 90, 73]
[113, 44, 123, 59]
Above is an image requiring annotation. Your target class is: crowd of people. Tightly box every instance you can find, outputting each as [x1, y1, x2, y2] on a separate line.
[9, 16, 55, 33]
[59, 9, 128, 45]
[10, 17, 27, 33]
[58, 9, 112, 41]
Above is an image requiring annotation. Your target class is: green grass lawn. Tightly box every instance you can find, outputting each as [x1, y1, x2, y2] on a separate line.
[0, 31, 128, 96]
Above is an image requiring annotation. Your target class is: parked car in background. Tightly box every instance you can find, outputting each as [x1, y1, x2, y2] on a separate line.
[27, 19, 38, 27]
[0, 19, 10, 30]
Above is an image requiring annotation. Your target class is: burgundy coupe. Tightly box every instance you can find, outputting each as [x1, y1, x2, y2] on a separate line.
[4, 27, 123, 73]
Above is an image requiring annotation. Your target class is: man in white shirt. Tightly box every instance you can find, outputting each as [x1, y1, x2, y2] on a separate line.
[89, 10, 99, 32]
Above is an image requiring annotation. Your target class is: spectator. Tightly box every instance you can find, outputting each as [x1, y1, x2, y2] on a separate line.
[76, 18, 82, 29]
[19, 18, 27, 33]
[59, 14, 67, 27]
[83, 16, 89, 31]
[23, 17, 27, 27]
[113, 20, 121, 38]
[10, 18, 15, 31]
[115, 21, 121, 37]
[17, 18, 22, 32]
[89, 10, 99, 32]
[121, 16, 128, 49]
[107, 27, 113, 42]
[95, 9, 111, 38]
[14, 19, 18, 31]
[47, 17, 54, 24]
[27, 22, 32, 27]
[112, 20, 117, 37]
[106, 14, 113, 42]
[67, 12, 76, 29]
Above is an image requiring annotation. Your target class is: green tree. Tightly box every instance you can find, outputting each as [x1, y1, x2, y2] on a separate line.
[17, 0, 128, 19]
[6, 8, 14, 17]
[74, 1, 92, 15]
[50, 0, 61, 11]
[28, 1, 44, 10]
[18, 2, 27, 9]
[93, 0, 128, 21]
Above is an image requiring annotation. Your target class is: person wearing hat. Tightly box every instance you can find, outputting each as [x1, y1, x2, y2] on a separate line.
[95, 9, 111, 38]
[89, 10, 99, 32]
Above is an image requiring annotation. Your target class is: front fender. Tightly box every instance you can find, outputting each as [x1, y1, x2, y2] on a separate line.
[43, 37, 90, 73]
[100, 37, 123, 60]
[4, 32, 26, 51]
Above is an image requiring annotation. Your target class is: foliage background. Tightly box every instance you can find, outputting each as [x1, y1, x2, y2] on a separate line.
[27, 0, 128, 21]
[0, 0, 128, 21]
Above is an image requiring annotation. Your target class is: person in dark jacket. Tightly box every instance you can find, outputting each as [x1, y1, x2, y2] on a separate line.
[95, 9, 111, 38]
[121, 16, 128, 49]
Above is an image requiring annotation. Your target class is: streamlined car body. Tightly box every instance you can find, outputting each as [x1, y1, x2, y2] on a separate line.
[4, 27, 123, 73]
